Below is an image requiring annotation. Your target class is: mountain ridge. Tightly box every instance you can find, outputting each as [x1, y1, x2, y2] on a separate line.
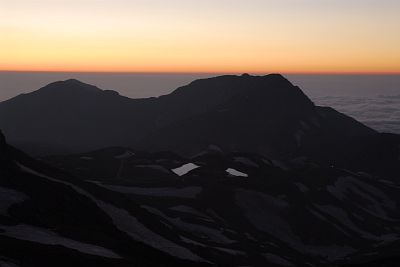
[0, 74, 379, 160]
[3, 78, 126, 102]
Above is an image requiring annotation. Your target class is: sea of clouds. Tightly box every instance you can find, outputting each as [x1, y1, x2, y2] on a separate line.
[310, 95, 400, 134]
[289, 74, 400, 134]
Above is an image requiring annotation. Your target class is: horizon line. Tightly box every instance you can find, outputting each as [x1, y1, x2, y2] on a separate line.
[1, 69, 400, 75]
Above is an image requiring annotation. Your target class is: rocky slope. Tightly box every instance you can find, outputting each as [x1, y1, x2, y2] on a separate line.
[41, 143, 400, 266]
[0, 131, 206, 267]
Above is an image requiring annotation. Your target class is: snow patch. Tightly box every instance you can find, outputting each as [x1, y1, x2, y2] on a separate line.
[226, 168, 248, 177]
[172, 163, 200, 176]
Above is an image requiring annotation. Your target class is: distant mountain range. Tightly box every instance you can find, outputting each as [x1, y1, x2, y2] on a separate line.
[0, 74, 375, 155]
[1, 74, 399, 179]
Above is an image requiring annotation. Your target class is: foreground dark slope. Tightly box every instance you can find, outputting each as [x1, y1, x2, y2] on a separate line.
[0, 131, 207, 267]
[2, 126, 400, 266]
[0, 74, 376, 159]
[1, 128, 400, 266]
[43, 143, 400, 266]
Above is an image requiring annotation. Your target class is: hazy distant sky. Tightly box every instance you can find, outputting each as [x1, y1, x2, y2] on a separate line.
[1, 0, 400, 73]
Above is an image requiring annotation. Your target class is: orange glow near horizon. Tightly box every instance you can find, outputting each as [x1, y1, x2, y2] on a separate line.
[1, 1, 400, 74]
[2, 68, 400, 76]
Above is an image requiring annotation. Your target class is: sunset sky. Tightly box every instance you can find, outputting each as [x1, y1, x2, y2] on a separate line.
[1, 0, 400, 73]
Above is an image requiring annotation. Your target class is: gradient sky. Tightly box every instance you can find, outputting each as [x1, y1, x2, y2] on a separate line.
[1, 0, 400, 73]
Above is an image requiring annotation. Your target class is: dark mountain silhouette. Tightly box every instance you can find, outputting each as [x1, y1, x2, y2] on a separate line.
[136, 75, 376, 157]
[0, 79, 142, 154]
[0, 74, 377, 158]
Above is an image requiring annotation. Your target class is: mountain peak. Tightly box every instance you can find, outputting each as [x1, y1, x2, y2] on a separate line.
[230, 73, 294, 87]
[169, 73, 303, 108]
[240, 73, 286, 79]
[263, 73, 292, 85]
[63, 78, 86, 84]
[34, 79, 102, 96]
[266, 73, 287, 79]
[53, 78, 97, 88]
